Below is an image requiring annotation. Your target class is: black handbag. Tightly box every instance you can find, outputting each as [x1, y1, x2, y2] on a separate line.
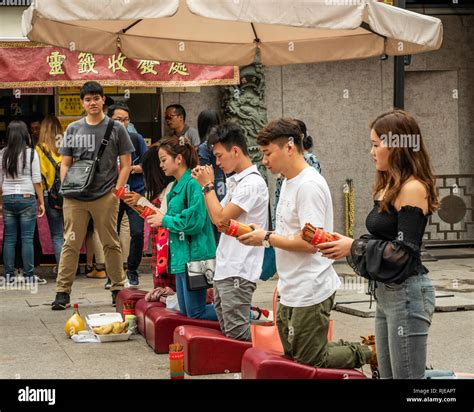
[186, 258, 215, 291]
[60, 119, 114, 198]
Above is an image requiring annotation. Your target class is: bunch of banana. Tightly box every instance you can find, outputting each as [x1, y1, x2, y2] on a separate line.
[93, 321, 129, 335]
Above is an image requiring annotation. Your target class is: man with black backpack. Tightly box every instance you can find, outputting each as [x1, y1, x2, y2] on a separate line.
[52, 81, 134, 310]
[107, 102, 148, 289]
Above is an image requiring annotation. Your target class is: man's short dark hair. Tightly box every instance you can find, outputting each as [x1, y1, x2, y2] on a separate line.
[80, 81, 104, 99]
[166, 104, 186, 121]
[256, 118, 304, 153]
[108, 102, 130, 118]
[208, 122, 249, 156]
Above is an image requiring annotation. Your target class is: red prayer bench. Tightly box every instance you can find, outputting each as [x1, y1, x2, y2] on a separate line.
[144, 306, 221, 354]
[241, 347, 367, 379]
[135, 298, 165, 336]
[173, 325, 252, 375]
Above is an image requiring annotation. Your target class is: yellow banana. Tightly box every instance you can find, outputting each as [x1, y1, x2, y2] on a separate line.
[112, 322, 124, 334]
[101, 323, 114, 335]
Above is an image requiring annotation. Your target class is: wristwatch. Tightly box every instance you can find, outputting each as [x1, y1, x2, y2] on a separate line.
[202, 183, 215, 195]
[262, 231, 273, 248]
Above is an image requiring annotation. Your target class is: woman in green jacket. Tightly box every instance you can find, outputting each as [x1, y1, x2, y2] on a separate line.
[147, 136, 217, 320]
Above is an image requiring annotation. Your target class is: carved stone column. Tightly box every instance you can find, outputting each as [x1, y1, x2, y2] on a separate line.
[221, 59, 268, 180]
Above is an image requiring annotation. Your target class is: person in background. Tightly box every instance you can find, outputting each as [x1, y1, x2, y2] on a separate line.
[102, 96, 114, 115]
[197, 110, 225, 201]
[84, 221, 107, 279]
[196, 109, 225, 242]
[297, 119, 322, 173]
[36, 115, 64, 272]
[29, 113, 44, 147]
[123, 144, 175, 290]
[108, 102, 148, 289]
[165, 104, 200, 147]
[0, 120, 46, 284]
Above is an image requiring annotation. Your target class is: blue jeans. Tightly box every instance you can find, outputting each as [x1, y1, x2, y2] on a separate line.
[117, 201, 144, 273]
[2, 195, 37, 278]
[175, 272, 217, 320]
[375, 273, 435, 379]
[45, 195, 64, 264]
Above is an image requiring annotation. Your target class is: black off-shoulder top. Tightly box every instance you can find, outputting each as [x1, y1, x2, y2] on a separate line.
[348, 200, 430, 284]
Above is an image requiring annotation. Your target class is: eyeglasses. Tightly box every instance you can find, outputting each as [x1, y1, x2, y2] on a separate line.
[114, 117, 129, 123]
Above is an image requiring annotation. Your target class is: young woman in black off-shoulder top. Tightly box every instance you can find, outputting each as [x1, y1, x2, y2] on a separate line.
[319, 109, 439, 379]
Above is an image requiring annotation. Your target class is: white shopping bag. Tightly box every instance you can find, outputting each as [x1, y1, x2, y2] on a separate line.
[165, 294, 180, 312]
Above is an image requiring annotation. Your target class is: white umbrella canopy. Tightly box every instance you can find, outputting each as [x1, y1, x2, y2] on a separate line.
[22, 0, 443, 66]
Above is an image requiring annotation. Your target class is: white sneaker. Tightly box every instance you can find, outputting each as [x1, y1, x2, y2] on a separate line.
[34, 275, 48, 285]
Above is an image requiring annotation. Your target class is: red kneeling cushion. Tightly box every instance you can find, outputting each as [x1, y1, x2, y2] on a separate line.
[145, 307, 221, 354]
[173, 325, 252, 375]
[135, 298, 165, 336]
[115, 289, 148, 316]
[241, 347, 367, 380]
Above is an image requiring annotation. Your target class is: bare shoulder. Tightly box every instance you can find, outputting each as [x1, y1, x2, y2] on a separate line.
[395, 179, 428, 213]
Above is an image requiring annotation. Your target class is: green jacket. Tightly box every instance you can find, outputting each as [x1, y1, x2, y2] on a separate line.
[162, 169, 216, 274]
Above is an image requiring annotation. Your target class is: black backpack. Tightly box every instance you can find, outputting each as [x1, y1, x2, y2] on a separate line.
[38, 146, 63, 210]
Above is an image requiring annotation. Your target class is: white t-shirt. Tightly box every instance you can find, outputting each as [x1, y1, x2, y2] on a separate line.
[214, 165, 269, 283]
[137, 182, 173, 214]
[0, 148, 41, 196]
[275, 166, 341, 307]
[158, 182, 173, 214]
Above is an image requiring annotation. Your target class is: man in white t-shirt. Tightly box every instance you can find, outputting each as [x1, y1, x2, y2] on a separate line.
[239, 118, 373, 369]
[192, 122, 269, 341]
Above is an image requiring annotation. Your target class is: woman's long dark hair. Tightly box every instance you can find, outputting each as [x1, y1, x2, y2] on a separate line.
[141, 144, 174, 201]
[3, 120, 31, 179]
[197, 110, 220, 144]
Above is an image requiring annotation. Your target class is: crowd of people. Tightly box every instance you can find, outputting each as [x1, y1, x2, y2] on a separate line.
[0, 81, 438, 379]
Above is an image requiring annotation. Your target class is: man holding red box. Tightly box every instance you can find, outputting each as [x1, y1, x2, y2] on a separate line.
[238, 118, 373, 370]
[192, 122, 269, 342]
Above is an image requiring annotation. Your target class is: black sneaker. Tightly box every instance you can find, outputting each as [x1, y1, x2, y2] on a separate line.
[111, 290, 119, 307]
[127, 272, 139, 289]
[52, 292, 70, 311]
[104, 278, 112, 290]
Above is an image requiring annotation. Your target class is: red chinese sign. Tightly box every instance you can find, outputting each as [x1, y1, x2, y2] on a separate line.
[0, 42, 239, 88]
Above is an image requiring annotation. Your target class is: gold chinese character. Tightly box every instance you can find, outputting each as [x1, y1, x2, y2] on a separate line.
[108, 53, 128, 73]
[168, 62, 189, 76]
[137, 60, 160, 75]
[47, 51, 66, 75]
[78, 52, 98, 74]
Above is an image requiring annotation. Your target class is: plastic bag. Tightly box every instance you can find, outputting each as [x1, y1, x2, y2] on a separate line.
[166, 294, 180, 312]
